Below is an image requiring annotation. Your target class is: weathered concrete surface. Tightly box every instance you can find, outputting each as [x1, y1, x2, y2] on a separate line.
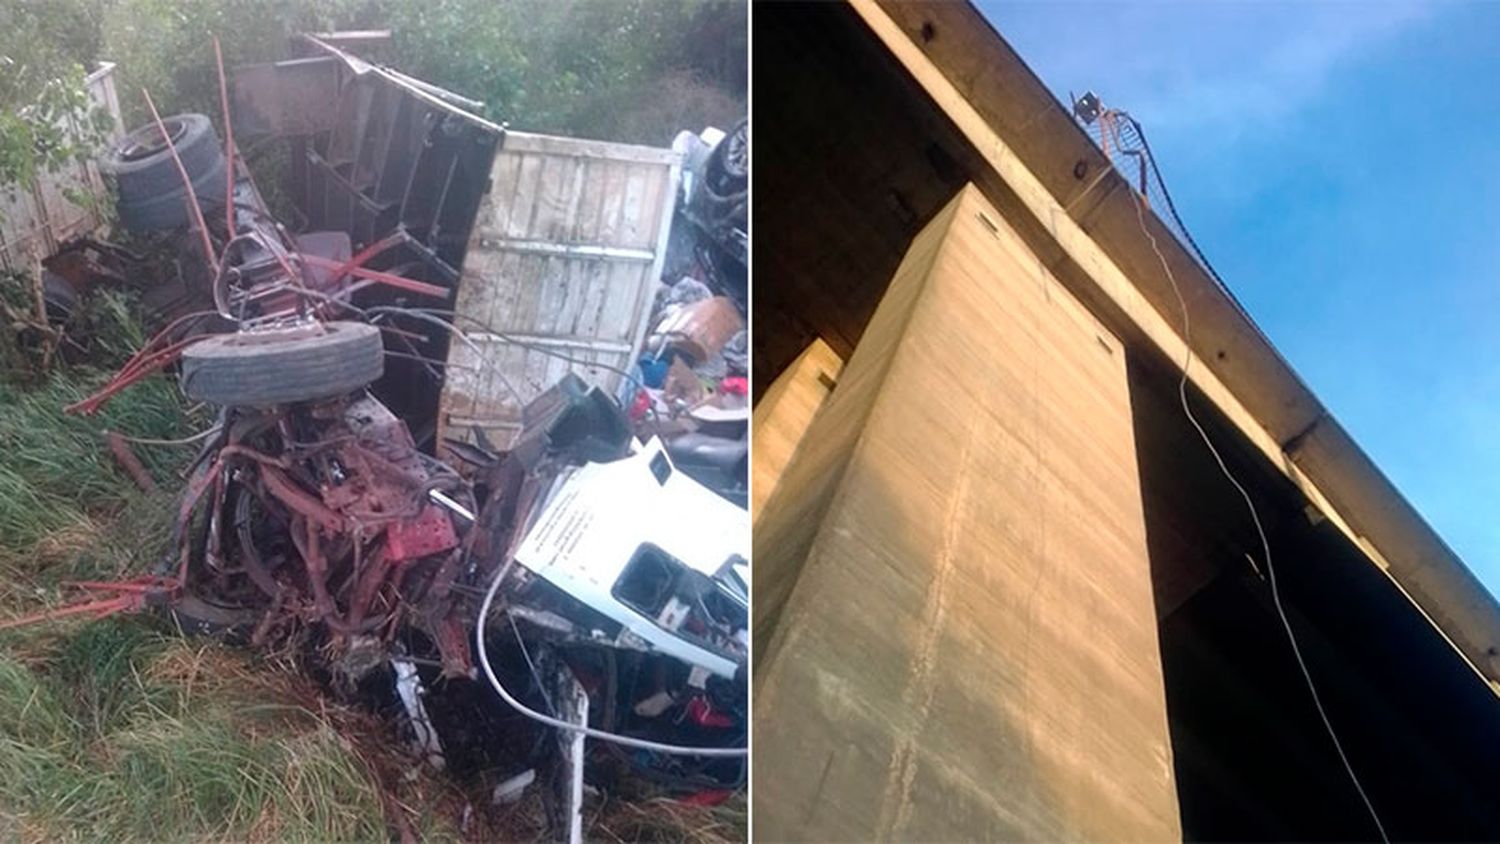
[753, 186, 1180, 841]
[751, 339, 844, 522]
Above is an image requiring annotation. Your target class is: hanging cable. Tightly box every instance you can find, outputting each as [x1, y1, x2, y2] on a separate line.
[1127, 189, 1388, 843]
[110, 425, 223, 447]
[365, 305, 673, 439]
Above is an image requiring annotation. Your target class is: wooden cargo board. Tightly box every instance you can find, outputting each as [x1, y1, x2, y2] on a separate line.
[440, 131, 679, 451]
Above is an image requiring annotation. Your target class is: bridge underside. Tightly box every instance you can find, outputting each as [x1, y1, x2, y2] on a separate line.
[752, 3, 1500, 839]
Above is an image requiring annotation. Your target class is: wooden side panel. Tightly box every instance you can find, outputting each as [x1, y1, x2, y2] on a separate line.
[0, 63, 123, 272]
[440, 132, 679, 450]
[753, 185, 1179, 841]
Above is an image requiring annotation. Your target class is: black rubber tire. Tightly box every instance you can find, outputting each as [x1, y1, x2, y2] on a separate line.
[180, 321, 385, 406]
[704, 119, 748, 200]
[115, 155, 228, 232]
[100, 113, 222, 202]
[41, 270, 79, 324]
[167, 591, 261, 643]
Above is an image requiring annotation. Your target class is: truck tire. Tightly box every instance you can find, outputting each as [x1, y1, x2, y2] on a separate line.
[704, 119, 748, 200]
[180, 321, 385, 407]
[100, 113, 222, 202]
[41, 270, 79, 324]
[115, 155, 228, 232]
[167, 590, 261, 643]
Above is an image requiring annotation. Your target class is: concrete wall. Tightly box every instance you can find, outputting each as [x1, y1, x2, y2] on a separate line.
[753, 185, 1180, 840]
[751, 338, 844, 521]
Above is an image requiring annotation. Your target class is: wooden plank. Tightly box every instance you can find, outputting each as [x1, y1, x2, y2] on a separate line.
[484, 152, 524, 234]
[596, 159, 628, 246]
[470, 236, 655, 262]
[441, 135, 679, 438]
[619, 165, 648, 247]
[574, 156, 605, 242]
[575, 257, 608, 337]
[505, 130, 679, 165]
[506, 154, 544, 239]
[754, 186, 1179, 841]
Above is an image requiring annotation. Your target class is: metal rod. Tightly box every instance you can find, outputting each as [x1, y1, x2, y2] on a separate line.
[141, 88, 218, 272]
[301, 254, 449, 298]
[214, 36, 236, 237]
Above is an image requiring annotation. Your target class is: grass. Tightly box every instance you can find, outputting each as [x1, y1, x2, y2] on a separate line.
[0, 375, 191, 555]
[0, 284, 746, 842]
[0, 286, 402, 841]
[0, 287, 196, 558]
[0, 622, 393, 841]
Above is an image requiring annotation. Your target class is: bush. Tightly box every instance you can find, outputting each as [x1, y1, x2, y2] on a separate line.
[0, 0, 115, 203]
[379, 0, 746, 144]
[1, 0, 744, 149]
[99, 0, 377, 126]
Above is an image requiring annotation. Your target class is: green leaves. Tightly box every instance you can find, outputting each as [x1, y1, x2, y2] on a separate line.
[378, 0, 745, 144]
[0, 0, 113, 196]
[0, 0, 745, 197]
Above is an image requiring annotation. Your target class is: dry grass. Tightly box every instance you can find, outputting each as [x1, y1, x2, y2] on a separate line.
[591, 795, 748, 844]
[0, 620, 389, 841]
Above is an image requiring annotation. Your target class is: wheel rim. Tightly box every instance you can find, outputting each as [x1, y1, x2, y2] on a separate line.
[118, 118, 188, 162]
[723, 123, 748, 178]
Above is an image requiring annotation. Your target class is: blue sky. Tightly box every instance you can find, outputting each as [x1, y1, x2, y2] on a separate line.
[976, 2, 1500, 594]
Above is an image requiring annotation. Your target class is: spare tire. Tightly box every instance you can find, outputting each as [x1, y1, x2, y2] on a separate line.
[181, 321, 385, 406]
[115, 155, 229, 232]
[100, 113, 222, 202]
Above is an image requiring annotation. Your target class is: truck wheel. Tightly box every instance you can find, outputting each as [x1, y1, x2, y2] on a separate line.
[704, 119, 748, 199]
[115, 155, 228, 232]
[41, 270, 79, 324]
[100, 113, 222, 202]
[180, 321, 385, 407]
[167, 590, 261, 643]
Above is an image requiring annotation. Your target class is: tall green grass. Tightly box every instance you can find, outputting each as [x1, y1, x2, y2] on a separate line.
[0, 373, 194, 554]
[0, 620, 389, 841]
[0, 289, 391, 842]
[0, 285, 201, 557]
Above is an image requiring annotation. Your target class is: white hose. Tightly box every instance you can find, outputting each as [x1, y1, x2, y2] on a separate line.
[476, 559, 748, 757]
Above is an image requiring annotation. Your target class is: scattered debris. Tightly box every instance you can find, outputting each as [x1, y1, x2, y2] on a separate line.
[104, 430, 158, 494]
[1, 34, 749, 844]
[650, 295, 745, 366]
[508, 438, 748, 680]
[666, 123, 748, 309]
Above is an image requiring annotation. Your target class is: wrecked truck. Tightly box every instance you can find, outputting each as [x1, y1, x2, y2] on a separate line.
[12, 31, 748, 839]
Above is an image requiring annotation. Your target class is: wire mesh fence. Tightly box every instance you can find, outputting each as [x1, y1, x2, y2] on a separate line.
[1072, 97, 1264, 324]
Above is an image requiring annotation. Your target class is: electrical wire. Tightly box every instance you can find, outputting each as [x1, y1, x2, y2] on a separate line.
[361, 306, 528, 409]
[1091, 108, 1278, 353]
[395, 307, 652, 395]
[1128, 190, 1389, 843]
[111, 425, 224, 447]
[1118, 114, 1228, 292]
[475, 556, 748, 757]
[367, 305, 673, 439]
